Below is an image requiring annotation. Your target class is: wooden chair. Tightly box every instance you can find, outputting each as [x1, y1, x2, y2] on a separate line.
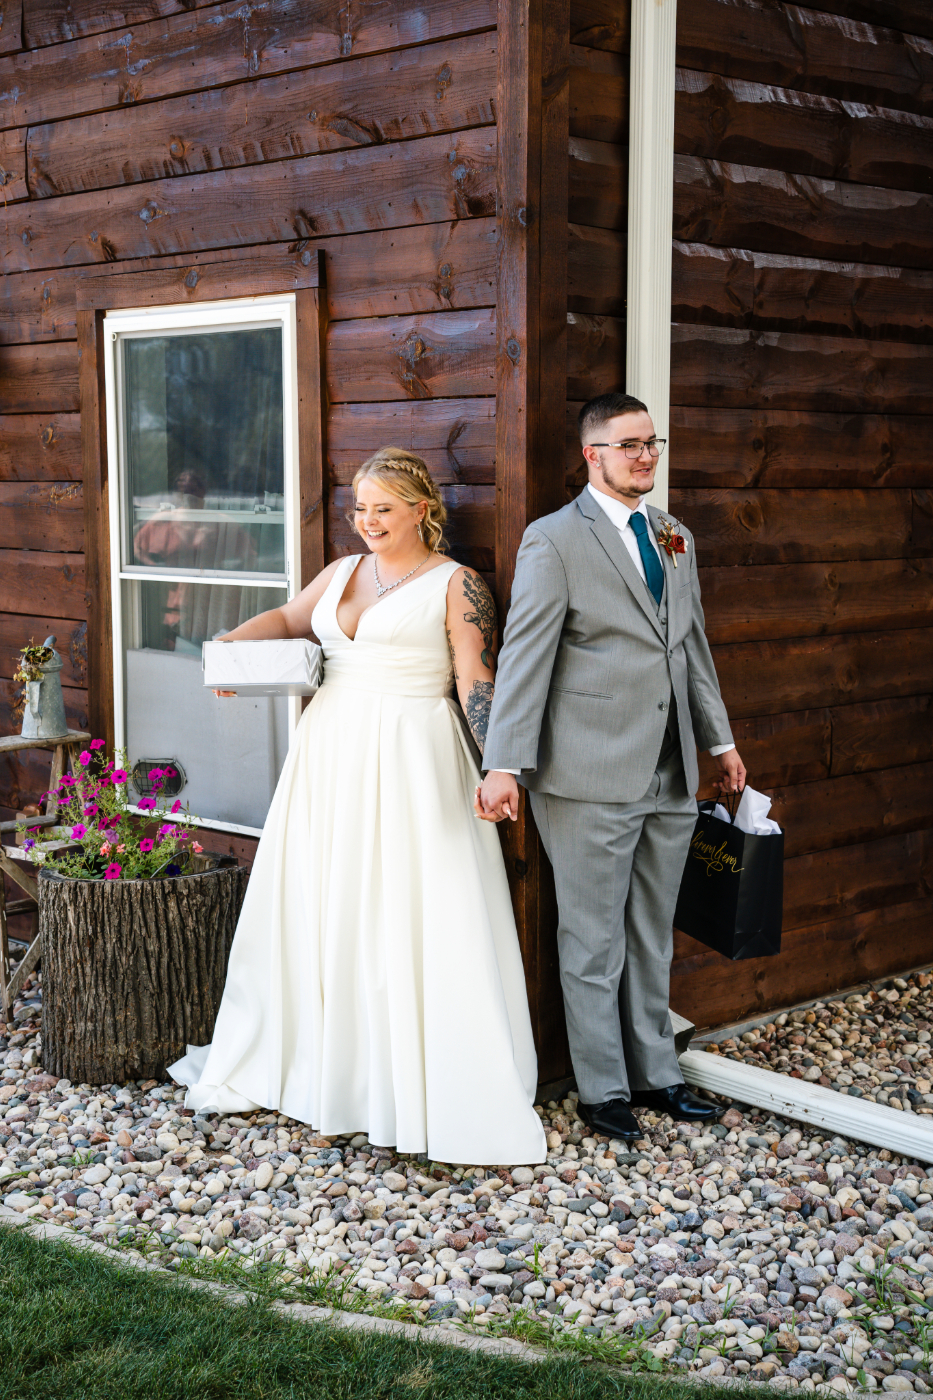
[0, 730, 91, 1019]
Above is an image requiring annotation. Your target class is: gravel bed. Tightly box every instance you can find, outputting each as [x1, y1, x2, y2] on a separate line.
[699, 971, 933, 1116]
[2, 961, 933, 1393]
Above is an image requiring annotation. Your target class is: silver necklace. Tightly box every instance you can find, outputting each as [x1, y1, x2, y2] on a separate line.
[372, 553, 428, 598]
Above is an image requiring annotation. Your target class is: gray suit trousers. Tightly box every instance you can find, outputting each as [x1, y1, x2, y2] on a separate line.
[529, 735, 696, 1105]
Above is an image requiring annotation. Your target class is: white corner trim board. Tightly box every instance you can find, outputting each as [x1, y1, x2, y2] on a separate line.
[679, 1049, 933, 1165]
[626, 0, 678, 512]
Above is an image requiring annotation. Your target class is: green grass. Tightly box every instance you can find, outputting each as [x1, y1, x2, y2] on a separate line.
[0, 1225, 764, 1400]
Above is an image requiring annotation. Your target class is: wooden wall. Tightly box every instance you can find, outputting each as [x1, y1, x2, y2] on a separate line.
[0, 0, 500, 850]
[562, 0, 933, 1035]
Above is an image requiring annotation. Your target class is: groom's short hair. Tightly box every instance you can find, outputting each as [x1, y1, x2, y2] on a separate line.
[578, 392, 649, 444]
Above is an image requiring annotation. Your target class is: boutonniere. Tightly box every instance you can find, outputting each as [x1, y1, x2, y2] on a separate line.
[656, 517, 688, 567]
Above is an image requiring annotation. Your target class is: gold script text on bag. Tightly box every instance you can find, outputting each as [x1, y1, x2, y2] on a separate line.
[689, 829, 744, 877]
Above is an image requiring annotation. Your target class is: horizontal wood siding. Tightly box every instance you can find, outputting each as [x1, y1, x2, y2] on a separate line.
[667, 0, 933, 1028]
[0, 0, 499, 852]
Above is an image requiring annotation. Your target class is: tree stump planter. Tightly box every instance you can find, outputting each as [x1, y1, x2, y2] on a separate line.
[39, 865, 248, 1085]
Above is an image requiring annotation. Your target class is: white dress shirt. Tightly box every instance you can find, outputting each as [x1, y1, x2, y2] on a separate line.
[491, 482, 734, 771]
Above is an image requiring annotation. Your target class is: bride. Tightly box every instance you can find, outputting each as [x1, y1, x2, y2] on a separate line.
[170, 448, 546, 1165]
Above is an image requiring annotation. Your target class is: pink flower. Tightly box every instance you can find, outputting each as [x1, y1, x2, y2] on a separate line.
[104, 863, 122, 880]
[23, 838, 35, 852]
[83, 803, 99, 816]
[116, 843, 125, 853]
[137, 796, 157, 811]
[100, 842, 112, 856]
[170, 799, 182, 814]
[157, 824, 176, 840]
[111, 769, 128, 785]
[192, 842, 203, 854]
[164, 768, 177, 778]
[90, 738, 105, 750]
[147, 768, 164, 780]
[71, 823, 88, 839]
[138, 838, 154, 853]
[79, 750, 92, 766]
[59, 774, 75, 788]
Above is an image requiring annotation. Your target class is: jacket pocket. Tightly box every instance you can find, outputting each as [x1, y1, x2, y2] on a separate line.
[551, 686, 613, 699]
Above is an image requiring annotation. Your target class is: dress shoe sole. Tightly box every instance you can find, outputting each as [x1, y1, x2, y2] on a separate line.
[628, 1096, 718, 1121]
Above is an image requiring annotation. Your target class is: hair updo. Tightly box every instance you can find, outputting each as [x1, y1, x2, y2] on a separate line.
[351, 447, 448, 554]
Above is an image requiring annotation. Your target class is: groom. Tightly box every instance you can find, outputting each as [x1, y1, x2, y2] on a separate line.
[478, 392, 745, 1142]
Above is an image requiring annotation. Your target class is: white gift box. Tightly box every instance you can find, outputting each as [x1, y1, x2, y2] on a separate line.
[202, 638, 323, 696]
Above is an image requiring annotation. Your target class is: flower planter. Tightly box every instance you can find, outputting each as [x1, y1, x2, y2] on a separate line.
[38, 864, 248, 1085]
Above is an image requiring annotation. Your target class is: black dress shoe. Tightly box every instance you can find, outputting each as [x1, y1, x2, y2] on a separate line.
[576, 1097, 641, 1141]
[628, 1084, 719, 1121]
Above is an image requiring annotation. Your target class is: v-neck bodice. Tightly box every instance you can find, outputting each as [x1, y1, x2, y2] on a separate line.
[312, 554, 460, 698]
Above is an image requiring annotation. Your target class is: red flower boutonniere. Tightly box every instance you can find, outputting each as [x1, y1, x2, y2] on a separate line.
[656, 517, 687, 567]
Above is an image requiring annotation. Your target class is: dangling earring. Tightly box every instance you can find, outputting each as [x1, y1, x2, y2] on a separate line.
[417, 521, 424, 544]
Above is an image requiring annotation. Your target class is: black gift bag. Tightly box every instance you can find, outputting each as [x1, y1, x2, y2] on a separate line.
[674, 796, 784, 960]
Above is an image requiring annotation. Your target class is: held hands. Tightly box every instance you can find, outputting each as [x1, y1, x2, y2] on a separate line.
[474, 771, 519, 823]
[714, 749, 746, 795]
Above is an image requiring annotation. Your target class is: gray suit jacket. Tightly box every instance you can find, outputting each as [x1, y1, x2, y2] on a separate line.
[483, 489, 733, 801]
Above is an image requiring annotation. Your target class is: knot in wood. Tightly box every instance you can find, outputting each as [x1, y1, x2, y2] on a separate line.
[736, 498, 762, 533]
[435, 62, 452, 101]
[505, 338, 521, 364]
[184, 269, 199, 289]
[169, 137, 186, 159]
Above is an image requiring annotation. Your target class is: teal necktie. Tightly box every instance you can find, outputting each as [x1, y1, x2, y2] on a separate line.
[629, 511, 664, 608]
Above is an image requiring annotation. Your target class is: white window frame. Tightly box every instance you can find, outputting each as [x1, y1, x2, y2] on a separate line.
[103, 294, 302, 836]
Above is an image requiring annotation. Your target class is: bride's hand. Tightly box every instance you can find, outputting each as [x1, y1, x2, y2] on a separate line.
[475, 772, 519, 822]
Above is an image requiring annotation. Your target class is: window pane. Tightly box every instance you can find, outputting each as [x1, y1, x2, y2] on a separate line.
[123, 327, 285, 578]
[122, 579, 289, 829]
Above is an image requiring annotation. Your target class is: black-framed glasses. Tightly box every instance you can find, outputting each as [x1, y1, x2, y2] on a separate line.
[588, 439, 667, 459]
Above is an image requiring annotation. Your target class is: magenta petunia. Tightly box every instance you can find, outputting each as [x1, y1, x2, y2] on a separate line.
[104, 863, 122, 880]
[90, 738, 105, 750]
[83, 803, 99, 816]
[138, 838, 154, 853]
[147, 767, 164, 780]
[157, 823, 176, 839]
[79, 750, 92, 765]
[137, 796, 157, 811]
[59, 774, 75, 787]
[170, 799, 182, 814]
[111, 769, 128, 784]
[71, 823, 88, 839]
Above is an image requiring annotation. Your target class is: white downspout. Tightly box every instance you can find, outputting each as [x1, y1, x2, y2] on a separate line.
[626, 0, 677, 512]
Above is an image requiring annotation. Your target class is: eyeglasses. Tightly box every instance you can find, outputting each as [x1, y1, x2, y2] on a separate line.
[588, 439, 667, 459]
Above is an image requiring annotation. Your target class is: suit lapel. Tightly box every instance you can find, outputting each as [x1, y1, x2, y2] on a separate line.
[578, 494, 666, 640]
[647, 504, 682, 634]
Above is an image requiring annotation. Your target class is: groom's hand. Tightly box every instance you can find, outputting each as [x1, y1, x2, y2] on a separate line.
[475, 771, 519, 822]
[714, 749, 746, 795]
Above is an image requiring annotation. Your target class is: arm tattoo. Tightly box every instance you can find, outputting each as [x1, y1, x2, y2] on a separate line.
[464, 680, 494, 752]
[462, 572, 497, 669]
[446, 627, 458, 681]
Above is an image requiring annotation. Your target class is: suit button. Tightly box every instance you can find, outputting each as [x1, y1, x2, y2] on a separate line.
[658, 701, 667, 711]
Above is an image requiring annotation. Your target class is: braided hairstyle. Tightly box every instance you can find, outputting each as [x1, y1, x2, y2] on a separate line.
[350, 447, 448, 554]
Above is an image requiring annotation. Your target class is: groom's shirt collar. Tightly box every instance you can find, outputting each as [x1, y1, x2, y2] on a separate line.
[587, 481, 649, 533]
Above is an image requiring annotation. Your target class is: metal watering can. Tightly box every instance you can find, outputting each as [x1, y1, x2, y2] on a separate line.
[21, 635, 69, 740]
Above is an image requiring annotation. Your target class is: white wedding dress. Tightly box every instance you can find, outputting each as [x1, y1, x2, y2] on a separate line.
[170, 555, 546, 1165]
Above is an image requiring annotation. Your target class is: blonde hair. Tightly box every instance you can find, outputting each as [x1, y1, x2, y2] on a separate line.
[351, 447, 448, 554]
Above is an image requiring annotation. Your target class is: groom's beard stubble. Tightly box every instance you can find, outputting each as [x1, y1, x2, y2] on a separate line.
[598, 452, 654, 499]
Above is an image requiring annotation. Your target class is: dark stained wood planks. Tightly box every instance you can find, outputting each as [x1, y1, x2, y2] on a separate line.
[0, 127, 26, 200]
[328, 398, 495, 484]
[667, 407, 933, 489]
[781, 828, 933, 932]
[0, 547, 85, 617]
[0, 480, 83, 551]
[669, 324, 933, 414]
[0, 221, 498, 344]
[830, 695, 933, 778]
[671, 899, 933, 1032]
[674, 0, 933, 117]
[696, 709, 832, 795]
[0, 414, 80, 480]
[712, 628, 933, 720]
[770, 762, 933, 859]
[675, 69, 933, 195]
[0, 612, 87, 686]
[697, 558, 933, 644]
[568, 44, 627, 145]
[0, 342, 77, 413]
[672, 155, 933, 269]
[673, 488, 914, 567]
[77, 308, 112, 753]
[570, 0, 630, 54]
[327, 309, 495, 403]
[0, 0, 497, 130]
[672, 242, 933, 344]
[568, 223, 626, 317]
[296, 286, 326, 591]
[28, 33, 497, 197]
[23, 0, 216, 49]
[0, 129, 497, 274]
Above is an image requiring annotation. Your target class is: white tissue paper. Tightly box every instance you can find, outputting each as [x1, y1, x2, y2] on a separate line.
[202, 638, 323, 696]
[713, 785, 781, 835]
